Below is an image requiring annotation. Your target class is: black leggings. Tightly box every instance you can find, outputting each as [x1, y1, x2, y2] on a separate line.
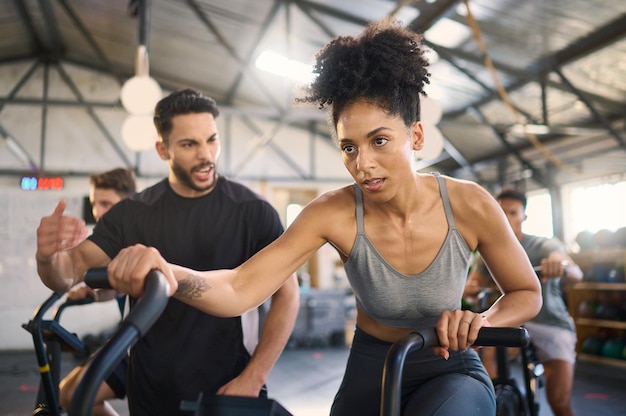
[330, 327, 495, 416]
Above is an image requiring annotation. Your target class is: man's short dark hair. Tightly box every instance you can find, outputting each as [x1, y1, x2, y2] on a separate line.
[496, 187, 527, 210]
[153, 88, 220, 144]
[89, 168, 136, 198]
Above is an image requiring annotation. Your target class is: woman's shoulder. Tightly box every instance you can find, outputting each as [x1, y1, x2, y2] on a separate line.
[434, 175, 503, 241]
[308, 184, 355, 208]
[430, 174, 494, 208]
[297, 185, 356, 227]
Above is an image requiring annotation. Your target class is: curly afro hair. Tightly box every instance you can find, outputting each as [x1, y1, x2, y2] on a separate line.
[299, 18, 431, 130]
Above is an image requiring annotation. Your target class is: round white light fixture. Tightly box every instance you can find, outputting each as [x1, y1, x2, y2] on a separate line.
[420, 96, 443, 125]
[120, 76, 162, 115]
[121, 114, 158, 152]
[419, 123, 445, 161]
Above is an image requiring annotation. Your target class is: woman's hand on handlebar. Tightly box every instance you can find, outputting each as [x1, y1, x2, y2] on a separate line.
[435, 310, 485, 360]
[108, 244, 178, 297]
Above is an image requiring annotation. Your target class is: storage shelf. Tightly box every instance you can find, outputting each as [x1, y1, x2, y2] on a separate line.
[571, 282, 626, 291]
[577, 353, 626, 369]
[567, 248, 626, 370]
[575, 318, 626, 330]
[570, 248, 626, 265]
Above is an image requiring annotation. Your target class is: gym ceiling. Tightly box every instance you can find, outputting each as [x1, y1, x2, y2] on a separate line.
[1, 0, 625, 192]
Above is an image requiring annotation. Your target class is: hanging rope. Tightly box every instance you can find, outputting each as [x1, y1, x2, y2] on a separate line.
[462, 0, 580, 175]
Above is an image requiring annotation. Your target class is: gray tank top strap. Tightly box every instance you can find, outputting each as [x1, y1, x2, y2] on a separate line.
[353, 184, 365, 233]
[432, 173, 456, 229]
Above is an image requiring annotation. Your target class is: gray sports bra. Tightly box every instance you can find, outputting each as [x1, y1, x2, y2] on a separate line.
[343, 173, 472, 329]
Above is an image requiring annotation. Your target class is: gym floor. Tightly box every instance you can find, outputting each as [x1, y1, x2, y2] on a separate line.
[1, 345, 625, 415]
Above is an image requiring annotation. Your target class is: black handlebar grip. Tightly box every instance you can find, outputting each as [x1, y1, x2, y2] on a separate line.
[397, 326, 529, 350]
[84, 267, 111, 289]
[473, 326, 529, 348]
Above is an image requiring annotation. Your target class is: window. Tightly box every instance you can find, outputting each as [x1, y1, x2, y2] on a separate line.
[563, 178, 626, 248]
[569, 181, 626, 233]
[525, 190, 554, 238]
[520, 180, 626, 249]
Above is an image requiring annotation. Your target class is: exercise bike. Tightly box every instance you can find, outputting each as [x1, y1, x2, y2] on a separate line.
[70, 268, 293, 416]
[21, 291, 95, 415]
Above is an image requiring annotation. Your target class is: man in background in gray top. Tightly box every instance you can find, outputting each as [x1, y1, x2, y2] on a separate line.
[465, 187, 583, 416]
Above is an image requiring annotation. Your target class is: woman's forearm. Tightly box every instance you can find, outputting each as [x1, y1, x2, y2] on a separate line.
[482, 289, 542, 327]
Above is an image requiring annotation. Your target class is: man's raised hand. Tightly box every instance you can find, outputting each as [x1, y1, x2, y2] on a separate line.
[36, 200, 88, 263]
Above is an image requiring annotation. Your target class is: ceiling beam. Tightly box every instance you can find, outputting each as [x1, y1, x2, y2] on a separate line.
[185, 0, 286, 113]
[12, 0, 44, 52]
[555, 67, 626, 150]
[406, 0, 459, 32]
[55, 0, 125, 84]
[447, 12, 626, 118]
[428, 43, 539, 124]
[294, 1, 336, 38]
[37, 0, 64, 57]
[232, 114, 310, 179]
[0, 122, 40, 172]
[534, 13, 626, 73]
[0, 97, 119, 108]
[428, 42, 621, 115]
[223, 1, 283, 104]
[470, 106, 548, 188]
[54, 62, 133, 168]
[290, 0, 371, 26]
[0, 60, 40, 114]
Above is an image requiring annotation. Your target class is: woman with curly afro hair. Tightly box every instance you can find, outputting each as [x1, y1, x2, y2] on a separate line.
[105, 18, 542, 416]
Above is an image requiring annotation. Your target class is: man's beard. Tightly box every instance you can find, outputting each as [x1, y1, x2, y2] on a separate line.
[172, 161, 218, 193]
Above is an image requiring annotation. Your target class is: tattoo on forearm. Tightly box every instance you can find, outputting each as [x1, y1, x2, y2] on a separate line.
[176, 274, 211, 298]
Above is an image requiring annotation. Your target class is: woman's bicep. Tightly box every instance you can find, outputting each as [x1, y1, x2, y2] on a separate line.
[471, 203, 536, 293]
[480, 238, 536, 293]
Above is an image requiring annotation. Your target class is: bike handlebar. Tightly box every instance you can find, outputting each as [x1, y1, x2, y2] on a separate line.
[70, 268, 170, 416]
[83, 267, 111, 289]
[380, 326, 529, 416]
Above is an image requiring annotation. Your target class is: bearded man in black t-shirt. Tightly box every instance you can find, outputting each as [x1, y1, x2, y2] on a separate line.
[35, 89, 300, 415]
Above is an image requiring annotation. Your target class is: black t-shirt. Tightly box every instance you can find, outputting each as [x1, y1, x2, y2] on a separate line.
[89, 176, 284, 415]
